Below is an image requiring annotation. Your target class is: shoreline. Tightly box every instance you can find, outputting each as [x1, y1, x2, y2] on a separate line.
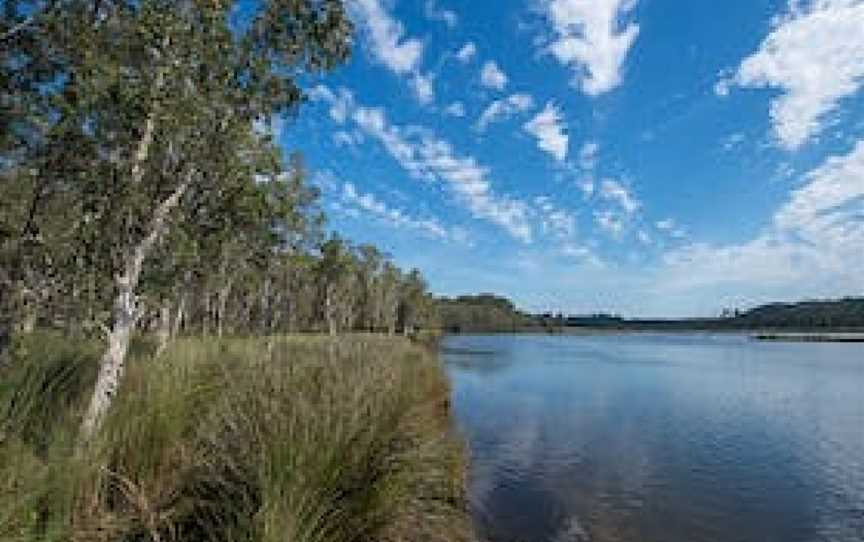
[440, 327, 864, 338]
[752, 332, 864, 343]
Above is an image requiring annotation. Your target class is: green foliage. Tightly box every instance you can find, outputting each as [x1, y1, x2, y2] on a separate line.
[1, 4, 464, 539]
[727, 297, 864, 329]
[560, 298, 864, 331]
[0, 336, 473, 542]
[0, 0, 353, 338]
[437, 294, 537, 333]
[0, 0, 434, 342]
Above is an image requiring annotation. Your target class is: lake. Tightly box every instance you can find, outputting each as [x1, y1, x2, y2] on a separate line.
[442, 333, 864, 542]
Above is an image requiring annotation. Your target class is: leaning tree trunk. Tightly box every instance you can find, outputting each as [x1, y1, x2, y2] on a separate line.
[80, 177, 189, 441]
[81, 264, 137, 440]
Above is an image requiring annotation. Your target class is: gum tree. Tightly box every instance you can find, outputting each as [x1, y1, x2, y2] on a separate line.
[1, 0, 352, 438]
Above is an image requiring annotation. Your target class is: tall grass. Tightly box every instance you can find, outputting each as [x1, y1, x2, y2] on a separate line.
[0, 332, 473, 542]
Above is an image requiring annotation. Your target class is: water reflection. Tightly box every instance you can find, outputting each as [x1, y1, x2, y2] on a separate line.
[443, 334, 864, 542]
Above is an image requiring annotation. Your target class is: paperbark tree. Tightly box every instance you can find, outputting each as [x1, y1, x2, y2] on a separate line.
[1, 0, 353, 439]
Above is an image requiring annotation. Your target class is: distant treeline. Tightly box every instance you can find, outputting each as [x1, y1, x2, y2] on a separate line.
[719, 298, 864, 330]
[437, 296, 864, 332]
[437, 294, 537, 333]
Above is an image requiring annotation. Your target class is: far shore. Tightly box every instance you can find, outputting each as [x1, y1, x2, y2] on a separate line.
[441, 327, 864, 341]
[752, 332, 864, 343]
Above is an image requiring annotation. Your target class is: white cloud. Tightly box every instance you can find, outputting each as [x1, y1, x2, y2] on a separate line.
[534, 196, 577, 238]
[774, 138, 864, 232]
[340, 181, 465, 242]
[424, 0, 458, 28]
[540, 0, 641, 95]
[560, 244, 604, 267]
[578, 178, 596, 197]
[456, 42, 477, 63]
[720, 0, 864, 149]
[349, 0, 437, 105]
[594, 209, 626, 238]
[592, 179, 640, 239]
[480, 61, 508, 90]
[444, 102, 466, 117]
[656, 218, 676, 231]
[656, 217, 687, 238]
[410, 73, 435, 105]
[313, 86, 535, 242]
[721, 132, 746, 152]
[309, 85, 355, 124]
[414, 136, 534, 242]
[350, 0, 424, 74]
[599, 178, 640, 214]
[578, 141, 600, 171]
[477, 93, 535, 131]
[575, 142, 600, 197]
[660, 139, 864, 294]
[333, 130, 364, 147]
[523, 102, 569, 162]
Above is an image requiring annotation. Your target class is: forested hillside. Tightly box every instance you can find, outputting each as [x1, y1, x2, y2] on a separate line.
[437, 295, 864, 332]
[437, 294, 538, 332]
[726, 298, 864, 329]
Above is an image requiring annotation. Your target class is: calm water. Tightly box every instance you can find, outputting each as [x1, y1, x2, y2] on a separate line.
[442, 334, 864, 542]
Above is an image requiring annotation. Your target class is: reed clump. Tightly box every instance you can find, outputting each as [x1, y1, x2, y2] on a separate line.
[0, 332, 473, 542]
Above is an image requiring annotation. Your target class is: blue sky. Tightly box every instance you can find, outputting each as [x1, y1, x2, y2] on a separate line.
[277, 0, 864, 317]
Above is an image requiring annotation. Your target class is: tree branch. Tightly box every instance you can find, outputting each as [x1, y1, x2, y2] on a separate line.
[0, 0, 61, 43]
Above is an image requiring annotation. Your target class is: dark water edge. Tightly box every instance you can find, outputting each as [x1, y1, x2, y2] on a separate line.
[442, 333, 864, 542]
[753, 333, 864, 342]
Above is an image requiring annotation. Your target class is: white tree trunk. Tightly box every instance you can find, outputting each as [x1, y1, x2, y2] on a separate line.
[325, 288, 337, 336]
[80, 262, 138, 440]
[260, 275, 271, 335]
[172, 294, 186, 338]
[80, 177, 190, 441]
[217, 281, 232, 338]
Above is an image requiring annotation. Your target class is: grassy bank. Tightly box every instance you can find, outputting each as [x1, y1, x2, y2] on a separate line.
[0, 333, 473, 542]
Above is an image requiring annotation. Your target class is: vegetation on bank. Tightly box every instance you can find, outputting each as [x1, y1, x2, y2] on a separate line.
[437, 295, 537, 333]
[1, 332, 473, 542]
[0, 0, 444, 437]
[722, 298, 864, 330]
[560, 297, 864, 331]
[1, 6, 471, 539]
[437, 295, 864, 333]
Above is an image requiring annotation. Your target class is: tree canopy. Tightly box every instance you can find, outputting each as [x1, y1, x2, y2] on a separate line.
[1, 1, 439, 437]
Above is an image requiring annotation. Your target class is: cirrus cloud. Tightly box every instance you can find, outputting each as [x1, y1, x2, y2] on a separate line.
[312, 86, 536, 242]
[477, 93, 536, 131]
[659, 139, 864, 295]
[349, 0, 437, 105]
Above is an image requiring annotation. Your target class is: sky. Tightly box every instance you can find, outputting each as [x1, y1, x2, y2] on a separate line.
[275, 0, 864, 317]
